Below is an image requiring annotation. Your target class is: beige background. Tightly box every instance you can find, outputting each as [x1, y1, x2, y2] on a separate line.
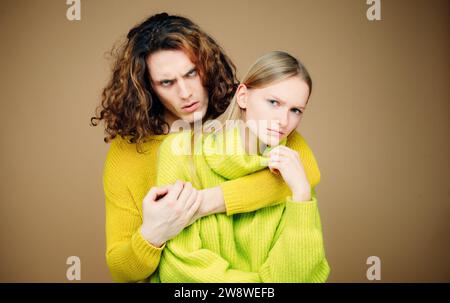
[0, 0, 448, 282]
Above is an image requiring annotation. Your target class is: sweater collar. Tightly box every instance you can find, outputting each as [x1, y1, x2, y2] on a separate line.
[202, 125, 287, 179]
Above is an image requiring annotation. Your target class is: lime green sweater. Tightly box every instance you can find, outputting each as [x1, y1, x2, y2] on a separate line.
[104, 129, 322, 282]
[150, 127, 330, 282]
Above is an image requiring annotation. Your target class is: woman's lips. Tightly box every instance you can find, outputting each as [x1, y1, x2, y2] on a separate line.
[267, 128, 284, 137]
[181, 101, 200, 113]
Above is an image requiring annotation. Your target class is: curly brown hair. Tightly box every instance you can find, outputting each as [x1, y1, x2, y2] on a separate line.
[91, 13, 238, 150]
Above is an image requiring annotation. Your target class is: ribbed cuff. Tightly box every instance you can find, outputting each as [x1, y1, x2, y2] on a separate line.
[131, 230, 166, 269]
[284, 193, 318, 230]
[220, 182, 247, 216]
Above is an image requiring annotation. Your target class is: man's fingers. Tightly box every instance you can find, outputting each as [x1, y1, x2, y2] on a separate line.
[154, 187, 169, 200]
[145, 186, 169, 203]
[185, 192, 202, 224]
[167, 180, 185, 200]
[177, 182, 193, 205]
[183, 188, 198, 212]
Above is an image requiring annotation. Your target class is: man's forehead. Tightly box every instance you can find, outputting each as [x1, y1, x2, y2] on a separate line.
[147, 50, 195, 79]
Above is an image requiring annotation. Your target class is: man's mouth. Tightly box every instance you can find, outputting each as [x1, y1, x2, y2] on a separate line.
[181, 101, 200, 113]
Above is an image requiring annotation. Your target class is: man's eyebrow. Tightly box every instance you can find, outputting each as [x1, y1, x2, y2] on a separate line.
[154, 66, 196, 83]
[152, 75, 174, 83]
[268, 94, 305, 109]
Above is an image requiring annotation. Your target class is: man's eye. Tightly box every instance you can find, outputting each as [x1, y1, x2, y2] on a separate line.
[160, 80, 172, 87]
[187, 70, 197, 77]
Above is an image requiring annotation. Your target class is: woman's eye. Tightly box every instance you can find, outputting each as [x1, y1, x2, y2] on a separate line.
[292, 108, 303, 115]
[268, 99, 279, 106]
[187, 70, 197, 77]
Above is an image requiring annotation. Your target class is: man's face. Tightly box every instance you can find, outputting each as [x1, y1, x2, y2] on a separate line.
[147, 49, 209, 127]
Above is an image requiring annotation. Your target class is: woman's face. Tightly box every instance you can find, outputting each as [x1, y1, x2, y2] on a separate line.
[147, 49, 209, 126]
[236, 76, 310, 146]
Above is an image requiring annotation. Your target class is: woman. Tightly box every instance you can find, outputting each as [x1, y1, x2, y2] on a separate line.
[152, 51, 330, 282]
[91, 13, 322, 283]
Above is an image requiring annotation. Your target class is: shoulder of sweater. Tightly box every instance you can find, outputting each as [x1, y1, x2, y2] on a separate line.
[287, 131, 308, 150]
[287, 130, 321, 187]
[157, 131, 193, 158]
[104, 135, 162, 179]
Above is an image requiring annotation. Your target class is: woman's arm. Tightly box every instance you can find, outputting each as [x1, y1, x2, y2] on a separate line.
[256, 137, 329, 282]
[259, 188, 330, 282]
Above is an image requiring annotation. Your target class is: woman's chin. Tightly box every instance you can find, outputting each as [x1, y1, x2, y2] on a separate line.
[261, 136, 280, 147]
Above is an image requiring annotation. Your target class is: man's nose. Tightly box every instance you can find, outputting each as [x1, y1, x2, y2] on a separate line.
[178, 79, 192, 100]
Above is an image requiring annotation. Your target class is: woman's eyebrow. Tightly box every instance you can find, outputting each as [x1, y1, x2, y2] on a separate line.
[268, 94, 305, 109]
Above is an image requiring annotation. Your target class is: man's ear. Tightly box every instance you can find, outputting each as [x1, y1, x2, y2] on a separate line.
[235, 84, 248, 109]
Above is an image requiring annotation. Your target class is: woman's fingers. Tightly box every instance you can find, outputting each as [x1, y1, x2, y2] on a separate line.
[269, 145, 297, 157]
[269, 146, 301, 166]
[274, 146, 299, 160]
[268, 158, 282, 175]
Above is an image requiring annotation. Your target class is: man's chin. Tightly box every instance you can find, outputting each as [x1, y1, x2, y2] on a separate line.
[182, 110, 206, 125]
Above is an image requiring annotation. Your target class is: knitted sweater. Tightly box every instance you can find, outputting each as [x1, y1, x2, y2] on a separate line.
[150, 127, 330, 282]
[103, 130, 322, 282]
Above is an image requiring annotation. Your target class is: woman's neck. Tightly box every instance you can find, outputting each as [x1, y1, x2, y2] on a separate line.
[238, 123, 267, 156]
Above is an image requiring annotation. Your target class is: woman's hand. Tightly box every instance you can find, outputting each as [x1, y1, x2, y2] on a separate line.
[268, 146, 311, 202]
[140, 180, 202, 247]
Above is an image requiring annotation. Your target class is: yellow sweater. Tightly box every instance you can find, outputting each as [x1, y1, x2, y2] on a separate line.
[103, 131, 322, 282]
[150, 127, 329, 282]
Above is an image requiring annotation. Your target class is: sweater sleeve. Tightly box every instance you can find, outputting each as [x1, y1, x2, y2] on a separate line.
[219, 131, 320, 215]
[259, 188, 330, 282]
[104, 138, 165, 282]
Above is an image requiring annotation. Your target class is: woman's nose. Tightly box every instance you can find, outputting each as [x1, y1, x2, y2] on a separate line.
[274, 111, 289, 128]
